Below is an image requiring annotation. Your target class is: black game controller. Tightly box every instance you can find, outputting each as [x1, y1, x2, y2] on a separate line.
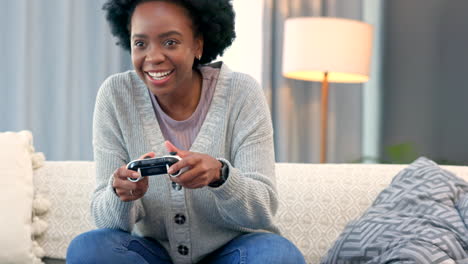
[126, 154, 188, 182]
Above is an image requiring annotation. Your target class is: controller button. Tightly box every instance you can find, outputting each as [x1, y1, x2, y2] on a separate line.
[174, 214, 186, 225]
[178, 245, 189, 255]
[172, 182, 182, 191]
[169, 151, 177, 156]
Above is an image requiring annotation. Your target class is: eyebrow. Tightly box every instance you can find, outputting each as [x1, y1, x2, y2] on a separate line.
[131, 31, 183, 39]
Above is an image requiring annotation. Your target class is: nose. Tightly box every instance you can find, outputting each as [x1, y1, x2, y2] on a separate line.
[145, 45, 164, 64]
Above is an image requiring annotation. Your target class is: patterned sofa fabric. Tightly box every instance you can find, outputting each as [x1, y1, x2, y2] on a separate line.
[321, 157, 468, 264]
[33, 160, 468, 263]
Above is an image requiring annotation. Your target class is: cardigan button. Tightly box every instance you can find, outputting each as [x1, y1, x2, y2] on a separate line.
[172, 182, 182, 191]
[178, 245, 189, 255]
[174, 214, 186, 225]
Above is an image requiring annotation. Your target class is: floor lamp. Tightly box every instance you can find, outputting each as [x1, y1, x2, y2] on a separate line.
[282, 17, 372, 163]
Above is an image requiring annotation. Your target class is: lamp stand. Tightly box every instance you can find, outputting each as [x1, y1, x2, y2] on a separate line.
[320, 72, 329, 163]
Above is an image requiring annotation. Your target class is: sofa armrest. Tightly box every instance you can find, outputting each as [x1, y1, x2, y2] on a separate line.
[33, 161, 96, 260]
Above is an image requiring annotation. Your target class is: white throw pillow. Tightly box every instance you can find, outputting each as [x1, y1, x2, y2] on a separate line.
[0, 131, 45, 264]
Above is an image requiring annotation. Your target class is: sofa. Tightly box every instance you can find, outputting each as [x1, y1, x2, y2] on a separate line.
[31, 160, 468, 263]
[3, 132, 468, 263]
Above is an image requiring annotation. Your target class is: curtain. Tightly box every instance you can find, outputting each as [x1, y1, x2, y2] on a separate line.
[0, 0, 132, 160]
[263, 0, 365, 163]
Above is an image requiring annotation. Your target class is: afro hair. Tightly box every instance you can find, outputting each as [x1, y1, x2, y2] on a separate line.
[102, 0, 236, 65]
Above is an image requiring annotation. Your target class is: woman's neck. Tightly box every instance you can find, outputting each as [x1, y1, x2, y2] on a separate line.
[156, 69, 203, 121]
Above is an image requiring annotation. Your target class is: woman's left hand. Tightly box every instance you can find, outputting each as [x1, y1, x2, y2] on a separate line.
[165, 140, 222, 189]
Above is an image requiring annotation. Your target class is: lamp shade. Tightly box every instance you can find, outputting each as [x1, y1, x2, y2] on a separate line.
[282, 17, 373, 83]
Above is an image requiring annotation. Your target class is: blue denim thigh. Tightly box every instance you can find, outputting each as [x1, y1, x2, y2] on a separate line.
[201, 232, 306, 264]
[66, 228, 172, 264]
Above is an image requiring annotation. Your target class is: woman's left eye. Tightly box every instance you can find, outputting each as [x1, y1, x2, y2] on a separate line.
[164, 40, 177, 46]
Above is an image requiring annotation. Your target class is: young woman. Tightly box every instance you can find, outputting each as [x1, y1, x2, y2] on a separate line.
[66, 0, 305, 263]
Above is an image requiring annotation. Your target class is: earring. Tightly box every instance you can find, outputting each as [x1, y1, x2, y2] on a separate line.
[197, 55, 202, 60]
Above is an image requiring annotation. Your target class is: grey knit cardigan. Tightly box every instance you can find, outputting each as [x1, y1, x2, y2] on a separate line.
[91, 62, 279, 263]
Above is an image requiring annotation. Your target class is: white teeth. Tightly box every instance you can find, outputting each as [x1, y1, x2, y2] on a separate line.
[148, 71, 171, 80]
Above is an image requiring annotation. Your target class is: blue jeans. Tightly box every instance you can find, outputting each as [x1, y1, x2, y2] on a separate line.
[67, 228, 306, 264]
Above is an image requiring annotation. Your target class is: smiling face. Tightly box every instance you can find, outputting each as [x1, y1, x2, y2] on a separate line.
[130, 1, 203, 97]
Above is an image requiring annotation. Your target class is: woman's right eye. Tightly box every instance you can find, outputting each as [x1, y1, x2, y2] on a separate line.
[134, 41, 145, 47]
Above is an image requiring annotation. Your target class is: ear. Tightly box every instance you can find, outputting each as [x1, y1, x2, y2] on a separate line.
[195, 35, 204, 59]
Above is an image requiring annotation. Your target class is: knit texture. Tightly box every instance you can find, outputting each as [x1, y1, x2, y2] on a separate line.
[91, 62, 279, 263]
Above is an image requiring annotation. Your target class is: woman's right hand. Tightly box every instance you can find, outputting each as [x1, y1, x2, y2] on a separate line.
[112, 152, 156, 202]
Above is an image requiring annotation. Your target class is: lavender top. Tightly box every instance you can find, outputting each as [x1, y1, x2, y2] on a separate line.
[149, 65, 219, 150]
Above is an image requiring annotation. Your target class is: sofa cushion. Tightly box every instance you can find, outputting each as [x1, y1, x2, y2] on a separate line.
[0, 131, 46, 264]
[321, 157, 468, 263]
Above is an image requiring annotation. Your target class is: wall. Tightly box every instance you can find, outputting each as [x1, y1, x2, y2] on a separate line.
[382, 0, 468, 164]
[220, 0, 264, 85]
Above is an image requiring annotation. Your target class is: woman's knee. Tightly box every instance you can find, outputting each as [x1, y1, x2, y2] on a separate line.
[67, 228, 129, 263]
[240, 233, 306, 264]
